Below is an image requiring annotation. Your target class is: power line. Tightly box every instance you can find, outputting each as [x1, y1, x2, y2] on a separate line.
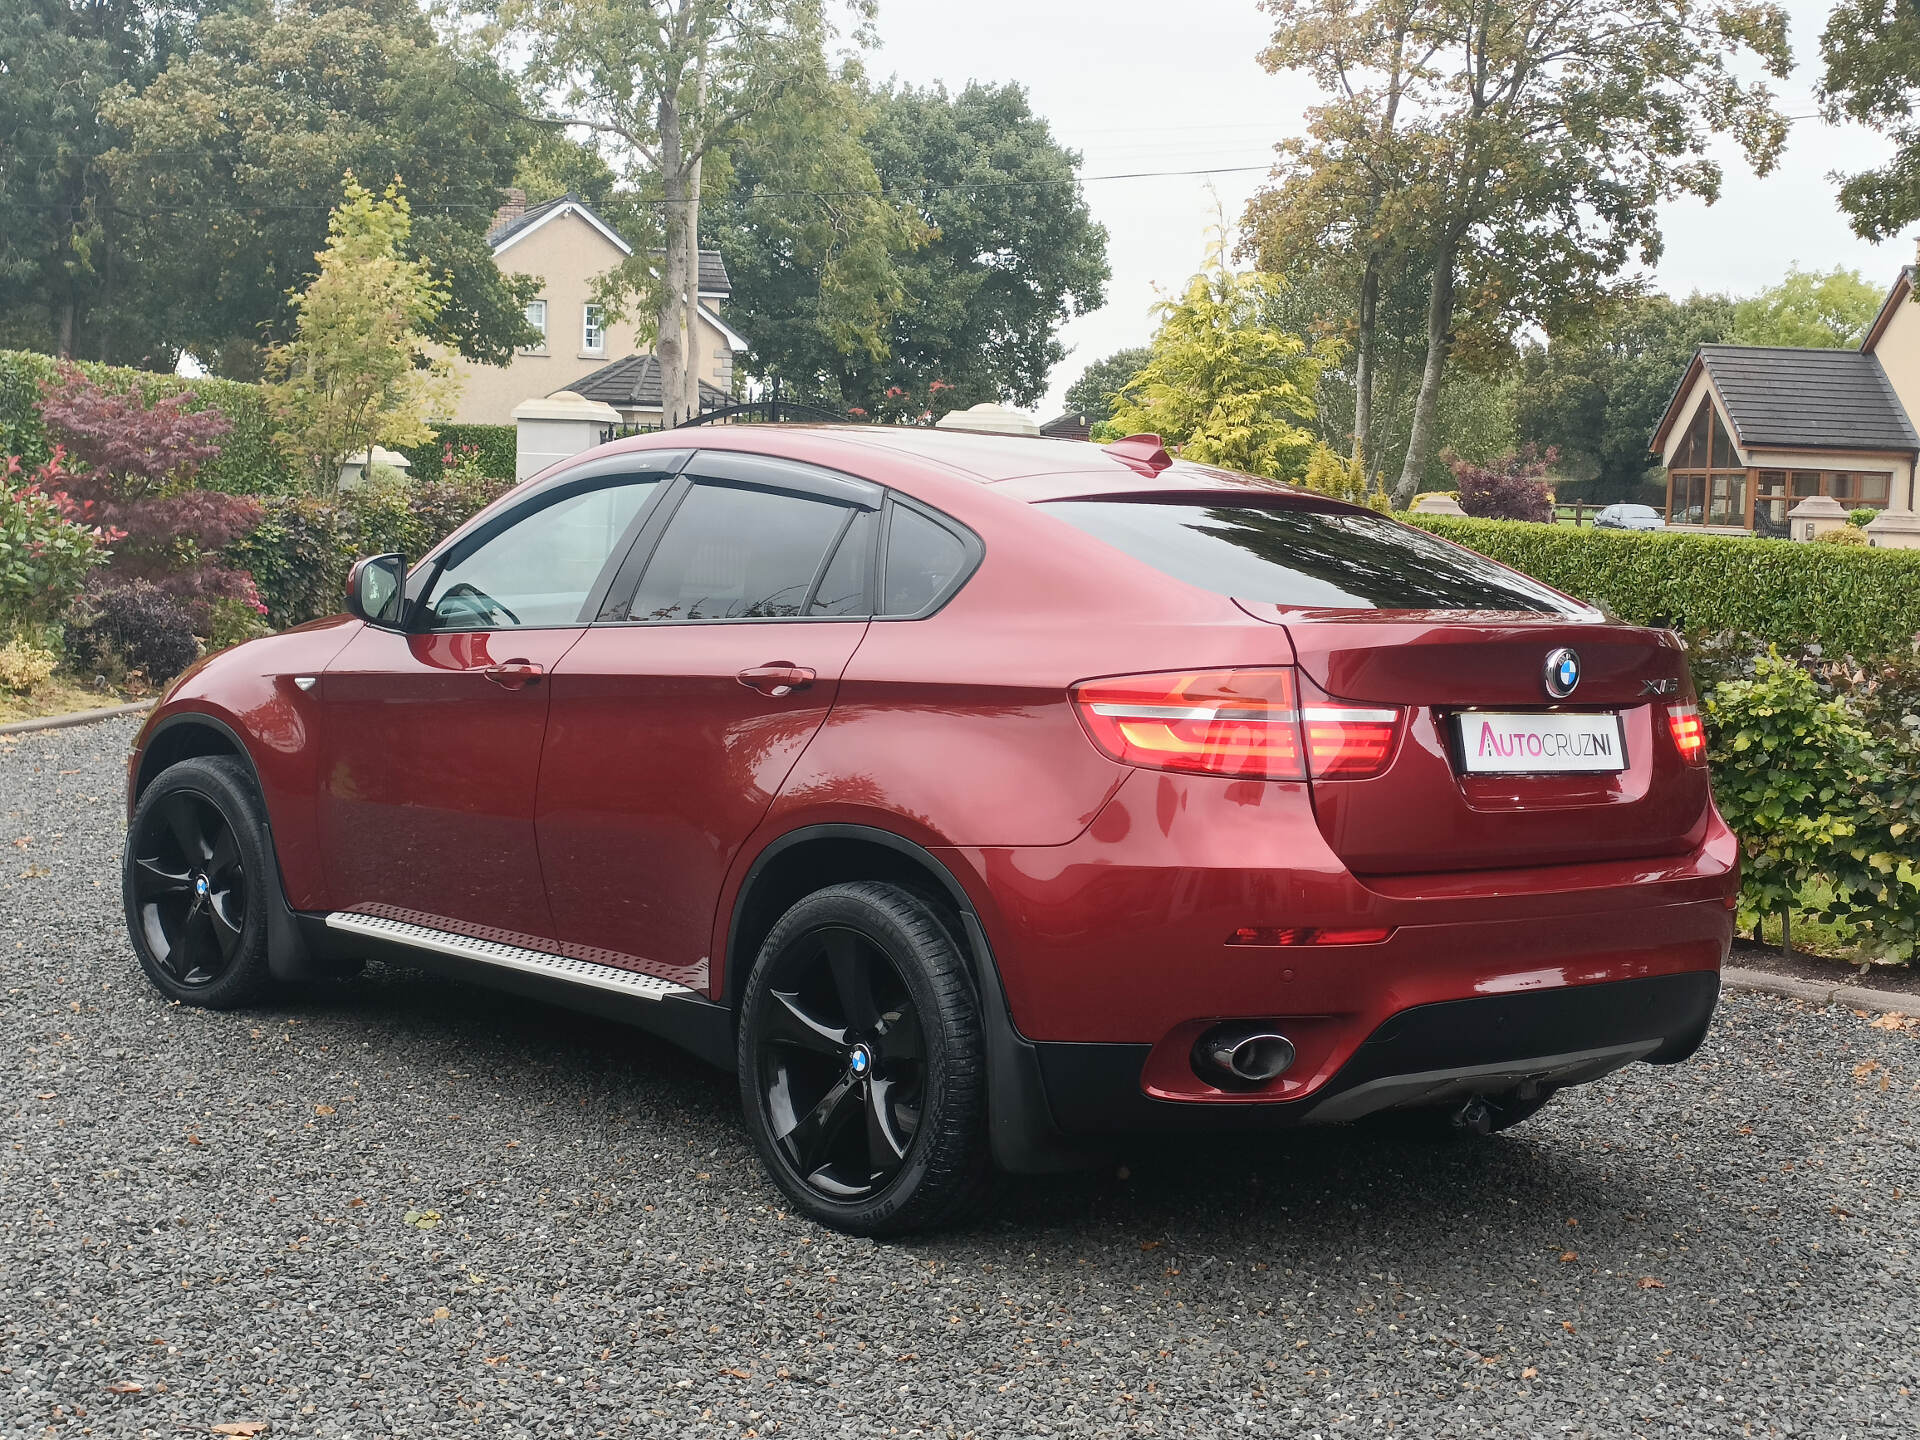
[0, 161, 1279, 215]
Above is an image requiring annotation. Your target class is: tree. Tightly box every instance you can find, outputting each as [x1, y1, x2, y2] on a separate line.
[0, 0, 203, 366]
[264, 176, 457, 492]
[842, 83, 1110, 417]
[35, 360, 262, 619]
[1821, 0, 1920, 241]
[1515, 291, 1734, 495]
[1104, 237, 1329, 481]
[1260, 0, 1791, 508]
[1299, 441, 1391, 510]
[495, 0, 864, 427]
[1730, 265, 1883, 348]
[1063, 347, 1151, 425]
[101, 0, 537, 375]
[1243, 0, 1432, 469]
[705, 73, 927, 405]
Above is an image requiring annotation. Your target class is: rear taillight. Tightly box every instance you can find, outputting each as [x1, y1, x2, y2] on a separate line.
[1667, 702, 1707, 766]
[1071, 668, 1403, 781]
[1073, 668, 1304, 779]
[1301, 705, 1402, 778]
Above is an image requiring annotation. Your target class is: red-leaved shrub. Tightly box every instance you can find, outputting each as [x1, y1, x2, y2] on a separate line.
[1449, 445, 1557, 524]
[35, 363, 265, 623]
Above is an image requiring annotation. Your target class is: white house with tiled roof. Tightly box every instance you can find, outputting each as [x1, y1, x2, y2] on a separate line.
[448, 190, 746, 427]
[1649, 254, 1920, 548]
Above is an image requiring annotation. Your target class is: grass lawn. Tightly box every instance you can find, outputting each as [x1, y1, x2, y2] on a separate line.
[0, 673, 143, 726]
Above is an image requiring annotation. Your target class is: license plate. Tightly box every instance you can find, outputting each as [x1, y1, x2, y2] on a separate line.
[1454, 711, 1627, 774]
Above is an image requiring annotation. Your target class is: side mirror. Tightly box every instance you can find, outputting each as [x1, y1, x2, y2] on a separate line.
[346, 553, 407, 628]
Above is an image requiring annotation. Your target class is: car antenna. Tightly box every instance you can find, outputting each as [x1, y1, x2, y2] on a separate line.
[1105, 433, 1173, 476]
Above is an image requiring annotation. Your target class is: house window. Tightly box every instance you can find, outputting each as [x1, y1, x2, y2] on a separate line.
[523, 300, 548, 353]
[1665, 401, 1745, 527]
[1830, 471, 1891, 508]
[582, 304, 604, 356]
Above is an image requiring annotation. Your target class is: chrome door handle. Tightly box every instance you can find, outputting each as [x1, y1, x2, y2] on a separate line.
[484, 660, 544, 690]
[737, 663, 816, 698]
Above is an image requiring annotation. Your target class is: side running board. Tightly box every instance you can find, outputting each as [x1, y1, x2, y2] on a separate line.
[323, 912, 696, 1002]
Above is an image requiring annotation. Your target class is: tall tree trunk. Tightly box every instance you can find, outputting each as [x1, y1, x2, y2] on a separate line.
[1351, 255, 1380, 470]
[656, 99, 688, 430]
[680, 148, 704, 422]
[1394, 227, 1461, 508]
[1353, 22, 1405, 474]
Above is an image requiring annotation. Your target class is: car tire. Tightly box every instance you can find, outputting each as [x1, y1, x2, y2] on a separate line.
[123, 756, 276, 1010]
[737, 881, 989, 1236]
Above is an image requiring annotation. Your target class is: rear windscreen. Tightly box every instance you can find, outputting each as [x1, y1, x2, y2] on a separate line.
[1044, 501, 1587, 614]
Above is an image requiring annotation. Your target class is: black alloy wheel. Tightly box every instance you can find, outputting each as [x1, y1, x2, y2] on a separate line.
[739, 882, 988, 1235]
[131, 789, 247, 987]
[756, 923, 928, 1200]
[124, 755, 275, 1008]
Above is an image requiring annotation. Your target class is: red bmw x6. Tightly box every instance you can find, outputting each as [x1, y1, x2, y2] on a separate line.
[123, 427, 1736, 1233]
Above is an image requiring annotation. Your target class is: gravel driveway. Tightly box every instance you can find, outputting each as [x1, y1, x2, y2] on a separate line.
[4, 716, 1917, 1439]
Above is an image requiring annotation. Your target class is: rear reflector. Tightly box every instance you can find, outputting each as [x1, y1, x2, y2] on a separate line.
[1227, 925, 1394, 947]
[1073, 668, 1304, 779]
[1667, 703, 1707, 766]
[1072, 668, 1404, 782]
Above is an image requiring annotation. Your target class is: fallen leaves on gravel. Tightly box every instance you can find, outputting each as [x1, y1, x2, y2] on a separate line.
[314, 1105, 335, 1115]
[104, 1381, 142, 1394]
[722, 1368, 752, 1380]
[210, 1424, 268, 1437]
[1559, 1251, 1578, 1263]
[1521, 1367, 1538, 1380]
[403, 1209, 441, 1229]
[1638, 1277, 1666, 1290]
[1869, 1012, 1918, 1032]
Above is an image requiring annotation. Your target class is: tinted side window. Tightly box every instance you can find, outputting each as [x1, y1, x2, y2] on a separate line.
[421, 479, 660, 630]
[626, 482, 851, 621]
[882, 506, 968, 616]
[1043, 501, 1586, 614]
[809, 510, 876, 617]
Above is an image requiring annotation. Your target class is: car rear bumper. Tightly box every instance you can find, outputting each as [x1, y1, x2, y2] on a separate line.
[939, 769, 1736, 1149]
[1029, 969, 1720, 1133]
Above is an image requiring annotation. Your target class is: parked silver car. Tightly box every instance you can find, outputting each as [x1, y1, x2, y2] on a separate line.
[1593, 503, 1665, 532]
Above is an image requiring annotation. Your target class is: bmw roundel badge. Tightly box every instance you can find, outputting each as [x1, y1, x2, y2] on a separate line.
[1544, 647, 1581, 700]
[848, 1044, 872, 1077]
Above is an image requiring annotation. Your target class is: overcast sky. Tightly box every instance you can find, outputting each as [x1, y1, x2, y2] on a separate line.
[868, 0, 1911, 419]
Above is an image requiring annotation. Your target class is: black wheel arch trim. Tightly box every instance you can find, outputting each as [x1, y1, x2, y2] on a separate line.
[725, 823, 1104, 1174]
[134, 711, 332, 982]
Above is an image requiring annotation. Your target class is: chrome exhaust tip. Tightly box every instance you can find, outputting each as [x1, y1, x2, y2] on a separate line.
[1194, 1024, 1296, 1087]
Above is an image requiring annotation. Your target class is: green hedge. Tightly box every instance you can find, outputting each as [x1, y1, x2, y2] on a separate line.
[1408, 515, 1920, 657]
[0, 348, 300, 495]
[397, 424, 517, 482]
[228, 474, 513, 628]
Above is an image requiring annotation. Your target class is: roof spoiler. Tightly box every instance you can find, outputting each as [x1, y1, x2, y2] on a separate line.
[1105, 433, 1172, 475]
